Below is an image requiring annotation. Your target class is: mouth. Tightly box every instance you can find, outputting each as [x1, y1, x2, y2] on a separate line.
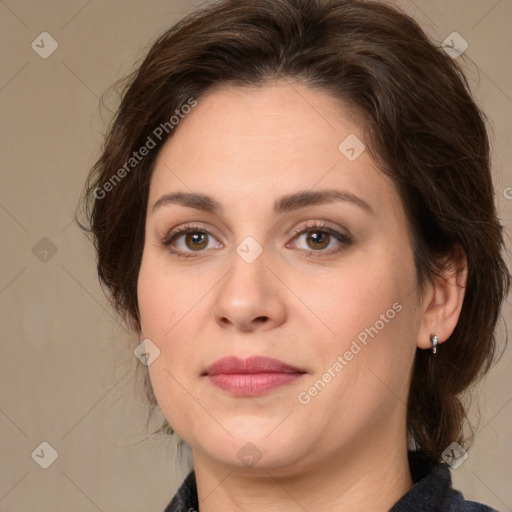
[203, 356, 306, 396]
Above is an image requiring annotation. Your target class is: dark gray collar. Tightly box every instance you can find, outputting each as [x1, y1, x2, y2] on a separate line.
[164, 450, 496, 511]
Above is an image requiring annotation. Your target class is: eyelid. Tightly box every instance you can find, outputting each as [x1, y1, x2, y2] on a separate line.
[289, 219, 350, 238]
[160, 222, 220, 247]
[160, 220, 352, 257]
[286, 220, 352, 256]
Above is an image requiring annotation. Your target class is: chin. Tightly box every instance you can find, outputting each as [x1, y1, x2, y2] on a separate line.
[190, 424, 311, 472]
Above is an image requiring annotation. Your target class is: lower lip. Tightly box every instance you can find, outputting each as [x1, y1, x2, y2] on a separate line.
[207, 372, 304, 396]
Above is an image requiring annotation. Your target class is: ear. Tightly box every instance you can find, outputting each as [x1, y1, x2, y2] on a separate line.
[416, 244, 468, 349]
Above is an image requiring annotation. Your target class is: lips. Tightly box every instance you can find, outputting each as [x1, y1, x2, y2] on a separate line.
[204, 356, 306, 396]
[206, 356, 304, 375]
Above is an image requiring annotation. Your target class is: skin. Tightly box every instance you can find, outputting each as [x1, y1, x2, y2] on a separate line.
[137, 81, 467, 512]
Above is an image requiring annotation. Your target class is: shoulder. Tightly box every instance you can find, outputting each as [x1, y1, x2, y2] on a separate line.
[442, 487, 500, 511]
[443, 485, 500, 511]
[164, 458, 500, 512]
[163, 471, 198, 512]
[390, 450, 500, 511]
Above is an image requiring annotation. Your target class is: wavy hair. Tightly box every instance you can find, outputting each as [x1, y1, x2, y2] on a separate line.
[78, 0, 511, 464]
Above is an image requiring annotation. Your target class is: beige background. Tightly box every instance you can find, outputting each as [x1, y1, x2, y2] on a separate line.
[1, 0, 511, 511]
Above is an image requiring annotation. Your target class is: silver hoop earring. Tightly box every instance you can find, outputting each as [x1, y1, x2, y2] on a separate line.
[430, 334, 438, 356]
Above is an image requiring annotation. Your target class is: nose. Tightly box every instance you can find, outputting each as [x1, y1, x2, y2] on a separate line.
[213, 247, 287, 332]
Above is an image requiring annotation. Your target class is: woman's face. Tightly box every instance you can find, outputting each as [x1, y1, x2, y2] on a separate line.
[137, 81, 425, 473]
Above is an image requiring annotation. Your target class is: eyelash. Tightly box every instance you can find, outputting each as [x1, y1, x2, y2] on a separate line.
[160, 221, 352, 259]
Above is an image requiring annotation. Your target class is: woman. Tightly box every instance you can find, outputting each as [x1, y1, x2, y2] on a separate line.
[79, 0, 510, 510]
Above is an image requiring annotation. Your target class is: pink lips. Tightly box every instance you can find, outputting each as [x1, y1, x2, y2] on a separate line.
[204, 356, 306, 396]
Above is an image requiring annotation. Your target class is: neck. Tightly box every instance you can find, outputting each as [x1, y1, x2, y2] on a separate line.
[192, 420, 413, 512]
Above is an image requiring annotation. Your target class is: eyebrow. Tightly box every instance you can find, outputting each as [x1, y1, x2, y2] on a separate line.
[151, 189, 374, 216]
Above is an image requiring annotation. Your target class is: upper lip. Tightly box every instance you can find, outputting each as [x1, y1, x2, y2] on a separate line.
[205, 356, 305, 375]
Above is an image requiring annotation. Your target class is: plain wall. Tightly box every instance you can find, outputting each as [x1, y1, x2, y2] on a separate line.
[1, 1, 511, 510]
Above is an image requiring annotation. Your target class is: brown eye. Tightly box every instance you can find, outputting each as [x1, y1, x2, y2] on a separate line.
[305, 231, 331, 250]
[161, 225, 221, 257]
[183, 232, 208, 251]
[288, 221, 353, 258]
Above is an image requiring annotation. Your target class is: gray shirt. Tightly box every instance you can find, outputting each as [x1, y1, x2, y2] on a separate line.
[163, 450, 499, 511]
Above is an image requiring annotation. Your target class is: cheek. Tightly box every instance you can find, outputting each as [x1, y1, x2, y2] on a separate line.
[137, 250, 201, 338]
[299, 251, 416, 346]
[296, 262, 419, 441]
[137, 249, 213, 365]
[297, 244, 420, 413]
[137, 257, 204, 438]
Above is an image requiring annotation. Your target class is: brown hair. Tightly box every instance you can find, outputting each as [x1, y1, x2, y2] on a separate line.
[78, 0, 511, 464]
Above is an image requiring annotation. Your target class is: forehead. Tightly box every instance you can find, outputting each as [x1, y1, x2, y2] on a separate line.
[148, 81, 397, 219]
